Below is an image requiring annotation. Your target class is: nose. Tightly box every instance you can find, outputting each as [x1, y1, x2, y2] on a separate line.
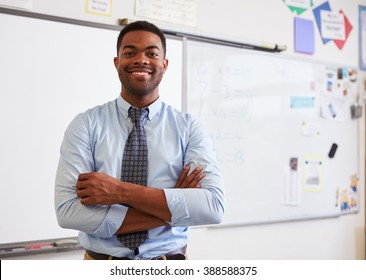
[133, 52, 149, 65]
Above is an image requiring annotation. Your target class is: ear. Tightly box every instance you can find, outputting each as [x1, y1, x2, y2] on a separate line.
[163, 58, 169, 74]
[113, 57, 119, 70]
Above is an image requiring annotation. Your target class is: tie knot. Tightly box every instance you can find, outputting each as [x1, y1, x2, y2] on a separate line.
[128, 107, 149, 125]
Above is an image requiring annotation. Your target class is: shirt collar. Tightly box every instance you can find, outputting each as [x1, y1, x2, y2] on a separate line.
[117, 95, 162, 121]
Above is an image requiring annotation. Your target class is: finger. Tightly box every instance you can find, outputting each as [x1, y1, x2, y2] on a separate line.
[180, 166, 203, 188]
[175, 166, 190, 188]
[77, 172, 93, 181]
[79, 197, 90, 205]
[76, 173, 97, 190]
[76, 189, 89, 199]
[178, 167, 203, 188]
[186, 173, 206, 188]
[77, 173, 88, 181]
[76, 180, 89, 190]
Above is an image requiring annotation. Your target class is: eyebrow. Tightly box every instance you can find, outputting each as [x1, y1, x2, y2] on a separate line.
[122, 45, 161, 52]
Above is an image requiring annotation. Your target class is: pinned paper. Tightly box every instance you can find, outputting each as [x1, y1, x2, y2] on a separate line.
[340, 174, 359, 212]
[290, 96, 315, 109]
[320, 100, 345, 122]
[282, 157, 301, 206]
[324, 67, 337, 93]
[302, 155, 323, 192]
[284, 0, 313, 15]
[322, 102, 337, 118]
[350, 174, 359, 193]
[294, 17, 315, 54]
[301, 121, 320, 137]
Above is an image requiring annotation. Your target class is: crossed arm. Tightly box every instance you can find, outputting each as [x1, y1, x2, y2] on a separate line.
[76, 165, 205, 234]
[56, 112, 225, 236]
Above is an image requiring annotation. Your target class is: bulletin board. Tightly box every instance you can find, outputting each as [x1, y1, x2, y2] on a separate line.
[186, 39, 360, 226]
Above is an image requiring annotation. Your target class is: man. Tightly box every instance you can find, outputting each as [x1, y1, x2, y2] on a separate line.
[55, 21, 225, 260]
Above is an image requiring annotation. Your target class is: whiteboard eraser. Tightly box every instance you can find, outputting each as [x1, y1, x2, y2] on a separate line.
[119, 18, 134, 26]
[328, 143, 338, 158]
[53, 239, 79, 247]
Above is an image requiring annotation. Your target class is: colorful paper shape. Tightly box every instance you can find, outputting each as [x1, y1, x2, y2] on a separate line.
[333, 10, 353, 50]
[313, 1, 332, 44]
[284, 0, 314, 15]
[294, 17, 315, 54]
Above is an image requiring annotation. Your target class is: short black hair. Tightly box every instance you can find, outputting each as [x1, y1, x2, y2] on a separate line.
[116, 21, 167, 57]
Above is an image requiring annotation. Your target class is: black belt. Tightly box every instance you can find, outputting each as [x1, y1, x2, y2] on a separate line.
[85, 247, 186, 260]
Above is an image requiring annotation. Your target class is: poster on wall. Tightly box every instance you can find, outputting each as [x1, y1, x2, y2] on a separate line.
[0, 0, 32, 10]
[135, 0, 197, 27]
[359, 6, 366, 70]
[313, 1, 352, 49]
[85, 0, 112, 17]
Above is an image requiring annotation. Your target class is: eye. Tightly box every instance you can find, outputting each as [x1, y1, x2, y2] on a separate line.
[123, 51, 135, 57]
[147, 52, 159, 58]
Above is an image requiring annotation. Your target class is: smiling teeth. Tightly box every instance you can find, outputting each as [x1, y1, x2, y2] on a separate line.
[133, 72, 148, 74]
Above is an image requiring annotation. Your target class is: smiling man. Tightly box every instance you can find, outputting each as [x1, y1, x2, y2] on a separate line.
[55, 21, 225, 260]
[115, 28, 167, 101]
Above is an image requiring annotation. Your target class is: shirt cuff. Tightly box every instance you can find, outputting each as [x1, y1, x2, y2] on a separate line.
[93, 204, 127, 238]
[163, 189, 190, 225]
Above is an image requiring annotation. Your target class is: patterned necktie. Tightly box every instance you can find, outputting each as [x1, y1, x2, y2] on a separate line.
[117, 107, 149, 253]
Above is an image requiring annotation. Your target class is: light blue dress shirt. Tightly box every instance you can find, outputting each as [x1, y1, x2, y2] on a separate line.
[55, 95, 225, 259]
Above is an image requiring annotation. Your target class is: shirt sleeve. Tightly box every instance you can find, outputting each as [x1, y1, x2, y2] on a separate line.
[54, 114, 127, 238]
[163, 118, 226, 227]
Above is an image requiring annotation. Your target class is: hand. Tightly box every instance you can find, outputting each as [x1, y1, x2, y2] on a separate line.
[175, 165, 205, 188]
[76, 172, 124, 205]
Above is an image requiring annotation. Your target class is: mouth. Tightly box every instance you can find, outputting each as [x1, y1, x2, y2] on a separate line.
[128, 67, 153, 78]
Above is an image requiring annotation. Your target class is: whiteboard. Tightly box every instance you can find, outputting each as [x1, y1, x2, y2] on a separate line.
[0, 9, 360, 247]
[0, 11, 182, 245]
[186, 40, 360, 226]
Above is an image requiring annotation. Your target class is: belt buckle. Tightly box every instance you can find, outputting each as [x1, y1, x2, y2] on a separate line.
[151, 255, 166, 260]
[152, 254, 186, 260]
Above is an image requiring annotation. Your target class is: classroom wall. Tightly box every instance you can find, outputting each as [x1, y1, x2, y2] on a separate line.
[3, 0, 365, 259]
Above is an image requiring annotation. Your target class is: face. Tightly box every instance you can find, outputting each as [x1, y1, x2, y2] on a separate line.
[114, 31, 168, 104]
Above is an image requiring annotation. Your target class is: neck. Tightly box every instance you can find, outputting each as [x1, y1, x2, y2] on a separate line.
[121, 91, 159, 108]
